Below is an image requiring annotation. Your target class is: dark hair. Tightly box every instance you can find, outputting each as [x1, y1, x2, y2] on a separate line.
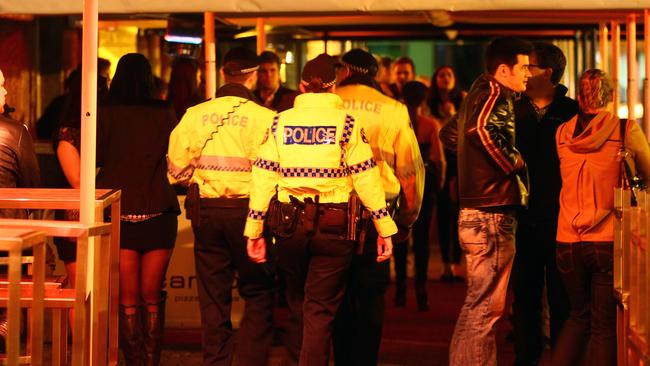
[167, 57, 200, 119]
[532, 42, 566, 85]
[393, 57, 415, 73]
[402, 81, 429, 129]
[152, 76, 168, 100]
[380, 57, 393, 69]
[428, 65, 464, 119]
[485, 37, 533, 75]
[108, 53, 153, 104]
[54, 66, 108, 150]
[98, 57, 111, 76]
[259, 51, 281, 66]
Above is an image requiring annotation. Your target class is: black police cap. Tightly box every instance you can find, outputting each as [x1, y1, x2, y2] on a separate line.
[341, 49, 378, 77]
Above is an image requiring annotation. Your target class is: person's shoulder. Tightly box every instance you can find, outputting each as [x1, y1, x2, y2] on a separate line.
[278, 86, 300, 98]
[0, 115, 26, 134]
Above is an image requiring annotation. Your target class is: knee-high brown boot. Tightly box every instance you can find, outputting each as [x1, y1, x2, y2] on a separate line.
[119, 304, 145, 366]
[143, 292, 166, 366]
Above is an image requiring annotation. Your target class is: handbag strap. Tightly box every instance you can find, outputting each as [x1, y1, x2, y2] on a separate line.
[620, 118, 627, 149]
[618, 118, 630, 189]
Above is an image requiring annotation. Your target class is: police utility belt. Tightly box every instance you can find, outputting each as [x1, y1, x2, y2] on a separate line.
[265, 194, 368, 241]
[185, 183, 249, 228]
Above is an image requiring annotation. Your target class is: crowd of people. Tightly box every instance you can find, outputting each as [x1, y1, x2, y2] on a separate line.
[0, 34, 646, 366]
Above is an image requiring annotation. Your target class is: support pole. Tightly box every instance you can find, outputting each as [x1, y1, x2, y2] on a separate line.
[612, 21, 621, 117]
[80, 2, 97, 226]
[204, 12, 217, 99]
[628, 14, 638, 122]
[600, 23, 609, 72]
[256, 18, 266, 54]
[80, 0, 98, 363]
[643, 9, 650, 141]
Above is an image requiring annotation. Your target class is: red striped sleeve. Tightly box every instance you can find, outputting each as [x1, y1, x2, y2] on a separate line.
[476, 81, 515, 173]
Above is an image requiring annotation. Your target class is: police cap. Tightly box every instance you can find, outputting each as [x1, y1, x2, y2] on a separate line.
[341, 49, 378, 77]
[223, 47, 259, 76]
[301, 54, 337, 89]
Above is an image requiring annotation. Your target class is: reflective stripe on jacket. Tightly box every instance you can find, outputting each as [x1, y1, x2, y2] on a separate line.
[167, 86, 275, 198]
[336, 83, 425, 229]
[244, 92, 398, 239]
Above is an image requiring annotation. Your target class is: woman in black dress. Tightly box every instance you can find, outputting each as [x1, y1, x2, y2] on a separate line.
[97, 53, 180, 365]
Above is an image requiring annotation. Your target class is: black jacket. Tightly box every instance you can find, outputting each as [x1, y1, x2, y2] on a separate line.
[253, 85, 299, 112]
[96, 100, 180, 216]
[515, 85, 578, 221]
[0, 116, 41, 218]
[440, 74, 528, 209]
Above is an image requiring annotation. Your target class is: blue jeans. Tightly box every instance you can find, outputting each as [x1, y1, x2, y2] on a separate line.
[449, 208, 517, 366]
[552, 242, 616, 366]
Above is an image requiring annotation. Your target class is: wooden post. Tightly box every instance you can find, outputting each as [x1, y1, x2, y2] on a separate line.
[256, 18, 266, 54]
[600, 23, 609, 73]
[80, 0, 98, 363]
[612, 21, 621, 117]
[80, 0, 97, 226]
[204, 12, 217, 99]
[643, 9, 650, 141]
[628, 14, 638, 122]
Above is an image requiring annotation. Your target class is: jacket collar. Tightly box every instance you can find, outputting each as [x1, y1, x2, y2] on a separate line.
[476, 73, 514, 99]
[293, 93, 343, 109]
[215, 83, 259, 102]
[338, 75, 382, 91]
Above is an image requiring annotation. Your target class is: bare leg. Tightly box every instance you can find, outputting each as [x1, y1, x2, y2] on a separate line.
[120, 249, 141, 310]
[140, 249, 173, 310]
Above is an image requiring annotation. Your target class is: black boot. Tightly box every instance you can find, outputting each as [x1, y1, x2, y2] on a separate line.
[143, 292, 166, 366]
[119, 304, 145, 366]
[415, 281, 429, 312]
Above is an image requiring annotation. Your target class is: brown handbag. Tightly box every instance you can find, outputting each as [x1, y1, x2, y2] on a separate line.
[619, 119, 646, 206]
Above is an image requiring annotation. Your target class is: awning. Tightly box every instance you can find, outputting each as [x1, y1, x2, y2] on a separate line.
[0, 0, 649, 15]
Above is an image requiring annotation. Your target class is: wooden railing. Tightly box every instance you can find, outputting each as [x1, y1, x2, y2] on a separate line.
[0, 229, 46, 366]
[614, 188, 650, 365]
[0, 188, 120, 366]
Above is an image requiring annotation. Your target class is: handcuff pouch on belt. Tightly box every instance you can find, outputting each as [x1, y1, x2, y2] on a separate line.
[265, 198, 300, 238]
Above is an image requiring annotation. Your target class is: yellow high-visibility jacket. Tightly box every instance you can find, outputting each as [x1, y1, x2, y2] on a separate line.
[244, 92, 398, 239]
[336, 83, 425, 229]
[167, 85, 275, 198]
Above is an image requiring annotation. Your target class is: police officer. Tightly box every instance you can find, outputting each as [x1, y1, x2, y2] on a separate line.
[167, 47, 276, 366]
[333, 49, 425, 366]
[245, 54, 398, 366]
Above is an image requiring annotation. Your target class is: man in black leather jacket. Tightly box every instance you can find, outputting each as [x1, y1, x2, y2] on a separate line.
[0, 68, 41, 218]
[441, 37, 532, 366]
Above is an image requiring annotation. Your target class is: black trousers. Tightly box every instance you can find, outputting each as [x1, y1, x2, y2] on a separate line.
[436, 177, 461, 265]
[511, 217, 570, 366]
[277, 218, 356, 366]
[333, 225, 390, 366]
[395, 172, 436, 285]
[193, 204, 275, 366]
[553, 242, 616, 366]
